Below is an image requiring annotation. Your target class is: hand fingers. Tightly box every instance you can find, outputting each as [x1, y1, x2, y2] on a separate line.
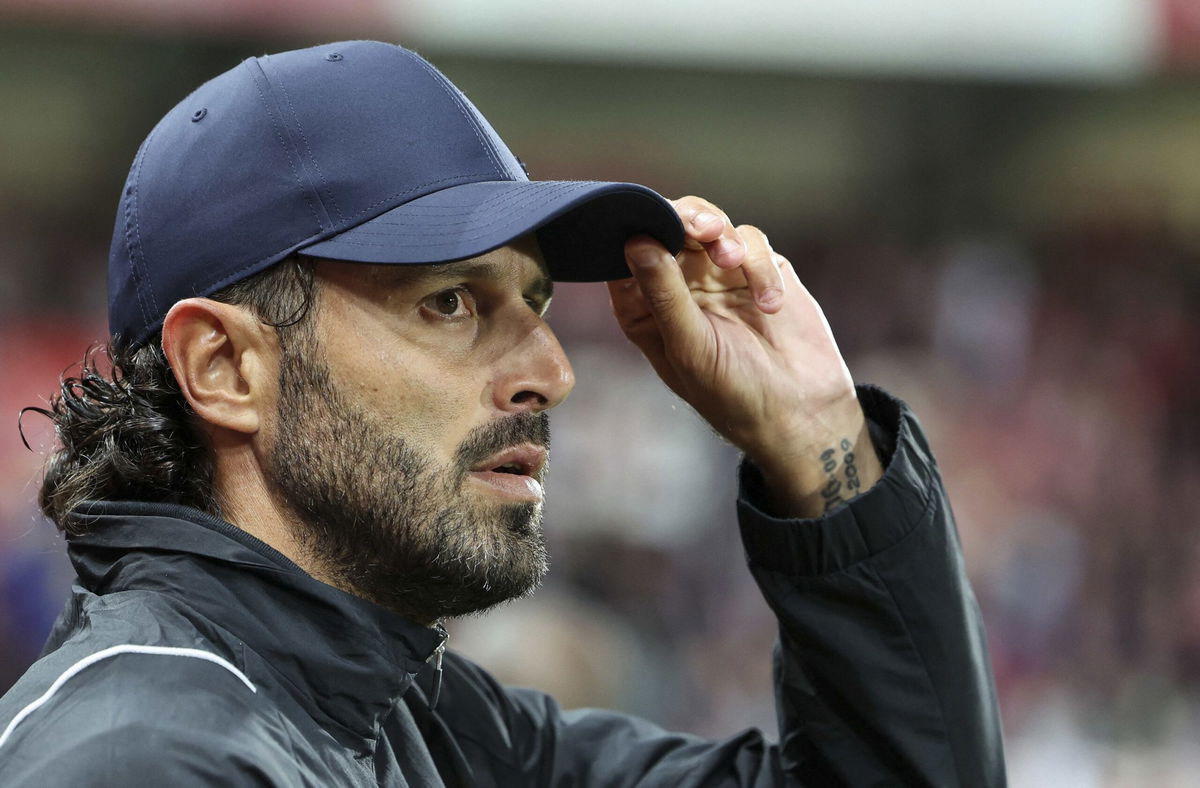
[622, 235, 707, 357]
[672, 195, 746, 269]
[735, 224, 787, 314]
[607, 277, 691, 395]
[606, 277, 652, 333]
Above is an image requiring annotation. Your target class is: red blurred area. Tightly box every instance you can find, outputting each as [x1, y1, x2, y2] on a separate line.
[1161, 0, 1200, 69]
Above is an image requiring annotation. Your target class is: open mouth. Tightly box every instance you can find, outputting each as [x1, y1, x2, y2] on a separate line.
[468, 445, 547, 501]
[470, 444, 546, 479]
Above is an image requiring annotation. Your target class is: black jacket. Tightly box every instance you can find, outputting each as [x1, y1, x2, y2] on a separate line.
[0, 386, 1005, 786]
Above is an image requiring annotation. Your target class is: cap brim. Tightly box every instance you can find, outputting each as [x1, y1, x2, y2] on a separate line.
[296, 180, 685, 281]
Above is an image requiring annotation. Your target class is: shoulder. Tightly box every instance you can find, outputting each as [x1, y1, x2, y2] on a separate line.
[0, 643, 290, 786]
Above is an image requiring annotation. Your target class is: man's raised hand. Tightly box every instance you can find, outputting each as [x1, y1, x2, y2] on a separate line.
[606, 196, 884, 518]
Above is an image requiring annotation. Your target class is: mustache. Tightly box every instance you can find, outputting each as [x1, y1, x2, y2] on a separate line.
[454, 411, 550, 475]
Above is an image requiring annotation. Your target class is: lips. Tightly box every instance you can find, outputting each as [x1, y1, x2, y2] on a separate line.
[466, 444, 548, 502]
[469, 444, 547, 479]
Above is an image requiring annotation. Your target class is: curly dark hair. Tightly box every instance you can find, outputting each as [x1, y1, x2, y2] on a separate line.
[24, 258, 317, 534]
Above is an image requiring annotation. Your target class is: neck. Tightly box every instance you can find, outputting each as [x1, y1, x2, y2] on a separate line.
[214, 444, 344, 593]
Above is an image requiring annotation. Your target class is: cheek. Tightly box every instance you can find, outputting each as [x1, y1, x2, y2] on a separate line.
[340, 347, 487, 452]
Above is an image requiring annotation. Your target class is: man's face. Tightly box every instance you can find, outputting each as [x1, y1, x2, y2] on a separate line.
[263, 235, 575, 624]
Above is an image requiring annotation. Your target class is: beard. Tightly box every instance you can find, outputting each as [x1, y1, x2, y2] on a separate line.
[263, 339, 550, 625]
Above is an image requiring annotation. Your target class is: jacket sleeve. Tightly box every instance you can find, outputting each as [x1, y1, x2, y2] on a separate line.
[734, 384, 1005, 785]
[444, 385, 1005, 787]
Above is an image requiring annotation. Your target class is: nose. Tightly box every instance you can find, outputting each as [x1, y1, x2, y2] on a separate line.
[492, 319, 575, 414]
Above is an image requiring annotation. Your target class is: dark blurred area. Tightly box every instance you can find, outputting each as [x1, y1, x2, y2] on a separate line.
[2, 4, 1199, 784]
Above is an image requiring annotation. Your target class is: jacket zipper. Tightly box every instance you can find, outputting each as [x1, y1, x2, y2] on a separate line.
[427, 623, 448, 710]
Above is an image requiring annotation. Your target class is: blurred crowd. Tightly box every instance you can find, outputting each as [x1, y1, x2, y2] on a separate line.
[817, 216, 1200, 782]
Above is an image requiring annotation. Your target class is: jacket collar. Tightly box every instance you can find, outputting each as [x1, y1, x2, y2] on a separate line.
[64, 500, 445, 748]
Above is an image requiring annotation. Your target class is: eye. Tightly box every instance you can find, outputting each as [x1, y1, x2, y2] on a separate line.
[422, 287, 476, 321]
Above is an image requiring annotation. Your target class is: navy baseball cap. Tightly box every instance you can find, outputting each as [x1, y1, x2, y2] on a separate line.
[108, 40, 685, 350]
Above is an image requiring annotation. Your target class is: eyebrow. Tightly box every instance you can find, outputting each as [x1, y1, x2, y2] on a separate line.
[376, 260, 554, 304]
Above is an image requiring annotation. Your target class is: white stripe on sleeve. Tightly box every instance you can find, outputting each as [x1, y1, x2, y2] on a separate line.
[0, 644, 257, 750]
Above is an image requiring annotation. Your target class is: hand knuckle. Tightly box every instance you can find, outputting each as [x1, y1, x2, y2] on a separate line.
[673, 195, 722, 217]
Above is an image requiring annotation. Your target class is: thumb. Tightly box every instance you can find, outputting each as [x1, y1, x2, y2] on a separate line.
[624, 236, 707, 356]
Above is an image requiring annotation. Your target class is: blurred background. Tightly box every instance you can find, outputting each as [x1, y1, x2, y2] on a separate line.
[2, 1, 1199, 784]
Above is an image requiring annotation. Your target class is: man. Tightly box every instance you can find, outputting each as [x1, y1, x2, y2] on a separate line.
[1, 41, 1004, 785]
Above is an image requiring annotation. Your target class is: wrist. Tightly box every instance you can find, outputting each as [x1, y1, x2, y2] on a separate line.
[750, 404, 885, 519]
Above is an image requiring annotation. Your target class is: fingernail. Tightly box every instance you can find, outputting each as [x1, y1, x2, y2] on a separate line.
[715, 237, 742, 259]
[692, 211, 721, 230]
[759, 287, 782, 306]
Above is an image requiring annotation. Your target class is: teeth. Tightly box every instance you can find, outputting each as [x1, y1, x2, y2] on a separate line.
[496, 463, 522, 474]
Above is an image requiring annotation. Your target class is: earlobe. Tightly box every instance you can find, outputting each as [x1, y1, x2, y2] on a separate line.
[161, 299, 271, 436]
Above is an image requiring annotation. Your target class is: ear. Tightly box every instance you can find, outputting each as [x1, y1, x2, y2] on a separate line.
[161, 298, 275, 436]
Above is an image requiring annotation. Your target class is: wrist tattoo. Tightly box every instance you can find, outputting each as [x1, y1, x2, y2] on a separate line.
[818, 438, 860, 513]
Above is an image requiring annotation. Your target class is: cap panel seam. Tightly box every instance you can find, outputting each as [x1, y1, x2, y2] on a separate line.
[122, 180, 151, 332]
[245, 59, 325, 236]
[407, 54, 506, 179]
[273, 74, 345, 224]
[125, 122, 166, 331]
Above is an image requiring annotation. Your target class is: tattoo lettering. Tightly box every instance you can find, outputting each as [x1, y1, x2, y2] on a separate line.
[842, 437, 861, 495]
[819, 438, 860, 513]
[818, 448, 845, 510]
